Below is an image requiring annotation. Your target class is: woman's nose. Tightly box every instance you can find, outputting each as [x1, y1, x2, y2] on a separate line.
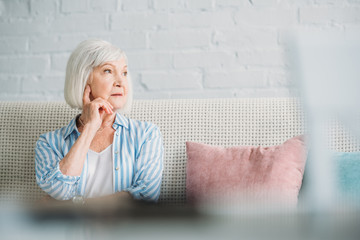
[114, 73, 123, 86]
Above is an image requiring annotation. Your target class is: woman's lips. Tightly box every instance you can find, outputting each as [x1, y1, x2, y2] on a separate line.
[111, 94, 123, 97]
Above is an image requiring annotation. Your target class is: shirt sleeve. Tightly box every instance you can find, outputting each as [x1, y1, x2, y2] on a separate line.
[35, 134, 80, 200]
[125, 126, 164, 202]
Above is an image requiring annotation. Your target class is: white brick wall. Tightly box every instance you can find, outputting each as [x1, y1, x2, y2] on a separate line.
[0, 0, 359, 101]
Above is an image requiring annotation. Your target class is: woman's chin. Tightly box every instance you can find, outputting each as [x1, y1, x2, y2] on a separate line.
[108, 96, 127, 105]
[111, 103, 125, 112]
[108, 99, 127, 111]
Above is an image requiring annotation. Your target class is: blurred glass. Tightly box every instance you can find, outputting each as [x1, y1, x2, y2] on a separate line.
[289, 29, 360, 212]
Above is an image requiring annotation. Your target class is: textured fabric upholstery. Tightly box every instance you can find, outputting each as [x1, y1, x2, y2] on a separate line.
[0, 98, 358, 205]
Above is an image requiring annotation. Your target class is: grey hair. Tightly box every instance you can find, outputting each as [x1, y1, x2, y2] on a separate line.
[64, 39, 133, 114]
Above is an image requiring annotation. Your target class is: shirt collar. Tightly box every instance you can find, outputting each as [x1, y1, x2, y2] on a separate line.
[63, 115, 80, 139]
[113, 113, 129, 129]
[63, 113, 129, 139]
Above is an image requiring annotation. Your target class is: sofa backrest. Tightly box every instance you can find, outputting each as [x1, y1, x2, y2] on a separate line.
[0, 99, 357, 205]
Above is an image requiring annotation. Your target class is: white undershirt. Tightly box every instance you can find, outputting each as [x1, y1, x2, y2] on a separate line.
[84, 144, 113, 198]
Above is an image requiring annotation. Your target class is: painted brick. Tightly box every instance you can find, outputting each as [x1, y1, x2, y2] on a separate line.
[313, 0, 347, 6]
[111, 13, 170, 30]
[0, 1, 4, 17]
[51, 53, 70, 72]
[215, 0, 247, 8]
[43, 92, 64, 100]
[1, 0, 359, 101]
[91, 0, 118, 12]
[347, 0, 360, 5]
[153, 0, 185, 11]
[267, 71, 294, 87]
[174, 51, 235, 68]
[22, 75, 64, 92]
[50, 14, 107, 33]
[87, 33, 113, 42]
[205, 70, 266, 88]
[0, 55, 50, 74]
[140, 71, 202, 90]
[111, 32, 147, 50]
[31, 0, 57, 16]
[30, 35, 88, 53]
[0, 37, 27, 54]
[61, 0, 88, 13]
[171, 90, 232, 99]
[0, 93, 62, 101]
[122, 0, 149, 11]
[247, 0, 279, 7]
[128, 72, 145, 90]
[213, 28, 278, 49]
[345, 24, 360, 34]
[1, 0, 30, 18]
[0, 76, 22, 94]
[133, 91, 171, 99]
[300, 7, 360, 24]
[149, 30, 211, 49]
[170, 11, 235, 29]
[234, 8, 297, 27]
[236, 50, 285, 67]
[126, 52, 172, 70]
[235, 88, 293, 98]
[0, 18, 50, 35]
[170, 89, 236, 99]
[276, 0, 314, 7]
[186, 0, 213, 10]
[277, 29, 294, 47]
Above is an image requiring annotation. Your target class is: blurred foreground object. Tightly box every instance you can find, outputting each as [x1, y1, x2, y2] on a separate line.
[289, 29, 360, 212]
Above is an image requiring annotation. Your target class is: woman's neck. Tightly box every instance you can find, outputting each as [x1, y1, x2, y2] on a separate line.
[101, 113, 116, 128]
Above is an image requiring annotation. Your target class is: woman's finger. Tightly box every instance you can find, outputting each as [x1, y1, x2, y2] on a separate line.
[100, 104, 112, 114]
[93, 100, 112, 115]
[93, 98, 114, 114]
[96, 97, 114, 111]
[103, 101, 114, 113]
[104, 103, 114, 114]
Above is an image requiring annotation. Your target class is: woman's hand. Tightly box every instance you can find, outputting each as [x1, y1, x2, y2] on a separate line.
[59, 85, 114, 177]
[80, 85, 114, 132]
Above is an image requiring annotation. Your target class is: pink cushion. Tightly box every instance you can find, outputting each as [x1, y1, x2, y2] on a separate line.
[186, 136, 307, 206]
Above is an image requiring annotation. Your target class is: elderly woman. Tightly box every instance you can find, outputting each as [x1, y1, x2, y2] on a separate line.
[35, 39, 163, 204]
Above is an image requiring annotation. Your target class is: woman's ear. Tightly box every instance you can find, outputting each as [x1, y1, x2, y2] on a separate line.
[86, 73, 94, 101]
[88, 85, 95, 101]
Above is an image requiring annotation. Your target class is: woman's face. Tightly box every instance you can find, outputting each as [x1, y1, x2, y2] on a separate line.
[88, 58, 129, 110]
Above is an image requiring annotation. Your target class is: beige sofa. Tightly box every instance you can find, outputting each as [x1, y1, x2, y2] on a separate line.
[0, 98, 355, 206]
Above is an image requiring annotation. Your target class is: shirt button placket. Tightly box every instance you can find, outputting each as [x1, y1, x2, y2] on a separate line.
[115, 131, 119, 170]
[115, 149, 119, 170]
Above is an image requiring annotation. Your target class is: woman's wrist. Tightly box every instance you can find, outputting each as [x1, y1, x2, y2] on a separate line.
[82, 122, 99, 137]
[78, 116, 99, 133]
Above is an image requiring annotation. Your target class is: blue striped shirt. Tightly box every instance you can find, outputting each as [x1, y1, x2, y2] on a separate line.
[35, 113, 164, 202]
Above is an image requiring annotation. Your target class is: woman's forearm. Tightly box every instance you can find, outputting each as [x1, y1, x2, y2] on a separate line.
[59, 124, 97, 176]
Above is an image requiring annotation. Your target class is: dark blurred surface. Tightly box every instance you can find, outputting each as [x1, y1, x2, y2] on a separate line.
[1, 200, 360, 240]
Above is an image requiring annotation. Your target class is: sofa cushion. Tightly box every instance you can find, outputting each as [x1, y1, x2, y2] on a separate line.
[186, 135, 307, 206]
[334, 151, 360, 198]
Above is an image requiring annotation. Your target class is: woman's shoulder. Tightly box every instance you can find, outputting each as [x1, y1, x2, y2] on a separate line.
[124, 117, 163, 150]
[124, 115, 162, 137]
[39, 125, 68, 137]
[38, 117, 77, 141]
[37, 128, 69, 145]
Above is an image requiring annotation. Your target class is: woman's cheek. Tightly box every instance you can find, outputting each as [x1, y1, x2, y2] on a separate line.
[123, 81, 129, 93]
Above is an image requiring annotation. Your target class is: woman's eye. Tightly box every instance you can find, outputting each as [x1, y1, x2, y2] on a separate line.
[123, 72, 128, 77]
[104, 69, 111, 73]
